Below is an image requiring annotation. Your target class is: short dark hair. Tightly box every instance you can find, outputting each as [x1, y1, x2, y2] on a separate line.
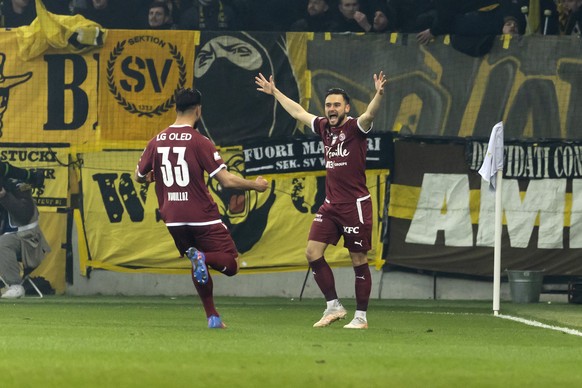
[325, 88, 350, 104]
[149, 1, 170, 14]
[174, 88, 202, 112]
[503, 15, 519, 25]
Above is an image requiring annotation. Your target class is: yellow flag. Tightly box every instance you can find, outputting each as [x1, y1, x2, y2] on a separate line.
[16, 0, 106, 61]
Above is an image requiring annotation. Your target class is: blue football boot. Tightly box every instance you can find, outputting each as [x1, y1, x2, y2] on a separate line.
[186, 247, 208, 285]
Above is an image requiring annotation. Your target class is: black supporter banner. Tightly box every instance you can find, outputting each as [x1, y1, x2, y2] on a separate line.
[388, 136, 582, 277]
[469, 140, 582, 179]
[242, 133, 393, 176]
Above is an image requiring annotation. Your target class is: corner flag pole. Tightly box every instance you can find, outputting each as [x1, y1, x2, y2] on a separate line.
[493, 171, 503, 315]
[478, 121, 504, 315]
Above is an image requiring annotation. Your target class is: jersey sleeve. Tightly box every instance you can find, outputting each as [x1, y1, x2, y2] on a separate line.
[312, 117, 325, 137]
[136, 142, 155, 178]
[356, 117, 373, 134]
[197, 136, 226, 177]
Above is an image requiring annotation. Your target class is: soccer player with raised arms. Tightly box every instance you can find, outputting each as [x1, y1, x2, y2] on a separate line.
[255, 71, 387, 329]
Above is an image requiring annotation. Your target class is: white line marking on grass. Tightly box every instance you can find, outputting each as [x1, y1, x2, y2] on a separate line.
[399, 311, 582, 337]
[497, 314, 582, 337]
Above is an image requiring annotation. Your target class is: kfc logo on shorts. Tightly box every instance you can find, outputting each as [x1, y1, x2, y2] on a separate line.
[343, 226, 360, 234]
[314, 214, 323, 222]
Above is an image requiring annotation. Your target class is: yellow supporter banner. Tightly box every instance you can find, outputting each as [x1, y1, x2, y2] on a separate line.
[0, 31, 98, 145]
[33, 211, 67, 294]
[80, 149, 385, 274]
[98, 30, 198, 142]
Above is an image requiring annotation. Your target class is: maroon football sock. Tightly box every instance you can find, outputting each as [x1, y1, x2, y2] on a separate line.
[192, 271, 219, 318]
[354, 263, 372, 311]
[310, 257, 338, 301]
[204, 251, 238, 276]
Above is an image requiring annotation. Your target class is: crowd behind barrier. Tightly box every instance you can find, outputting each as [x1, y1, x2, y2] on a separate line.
[0, 0, 580, 38]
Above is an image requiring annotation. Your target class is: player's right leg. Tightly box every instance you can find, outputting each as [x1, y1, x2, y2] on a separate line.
[307, 240, 347, 327]
[307, 210, 347, 327]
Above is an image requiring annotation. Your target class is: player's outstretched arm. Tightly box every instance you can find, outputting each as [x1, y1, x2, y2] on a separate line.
[255, 73, 316, 127]
[358, 71, 387, 131]
[215, 169, 268, 192]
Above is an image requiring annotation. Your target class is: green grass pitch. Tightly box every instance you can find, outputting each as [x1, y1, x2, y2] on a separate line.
[1, 296, 581, 387]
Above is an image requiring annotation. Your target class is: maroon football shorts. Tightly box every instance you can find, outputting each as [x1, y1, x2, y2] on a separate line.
[168, 222, 238, 258]
[308, 197, 372, 253]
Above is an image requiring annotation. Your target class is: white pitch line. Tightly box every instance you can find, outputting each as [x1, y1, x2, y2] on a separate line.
[397, 310, 582, 337]
[497, 314, 582, 337]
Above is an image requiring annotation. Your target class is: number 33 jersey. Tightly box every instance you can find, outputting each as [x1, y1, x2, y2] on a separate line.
[137, 124, 226, 225]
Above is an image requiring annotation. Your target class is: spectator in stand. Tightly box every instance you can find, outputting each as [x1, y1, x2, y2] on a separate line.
[563, 0, 582, 35]
[370, 3, 394, 32]
[144, 1, 175, 29]
[73, 0, 137, 29]
[331, 0, 372, 32]
[177, 0, 240, 31]
[135, 0, 180, 29]
[416, 0, 504, 45]
[502, 14, 520, 34]
[502, 0, 558, 35]
[556, 0, 569, 32]
[289, 0, 338, 32]
[2, 0, 36, 28]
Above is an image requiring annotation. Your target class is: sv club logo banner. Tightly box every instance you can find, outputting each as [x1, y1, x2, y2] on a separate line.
[99, 31, 197, 142]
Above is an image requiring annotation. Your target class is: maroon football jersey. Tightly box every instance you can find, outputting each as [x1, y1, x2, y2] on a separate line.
[137, 124, 226, 225]
[311, 116, 370, 203]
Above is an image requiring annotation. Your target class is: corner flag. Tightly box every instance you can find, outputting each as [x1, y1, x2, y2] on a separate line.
[479, 122, 504, 315]
[478, 122, 504, 190]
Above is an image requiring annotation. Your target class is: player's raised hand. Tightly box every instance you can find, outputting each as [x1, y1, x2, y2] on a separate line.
[255, 73, 276, 95]
[255, 176, 269, 192]
[374, 71, 387, 95]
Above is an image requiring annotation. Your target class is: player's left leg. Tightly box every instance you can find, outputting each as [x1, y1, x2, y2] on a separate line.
[343, 251, 371, 329]
[191, 273, 226, 328]
[190, 223, 239, 328]
[169, 224, 232, 329]
[340, 198, 372, 329]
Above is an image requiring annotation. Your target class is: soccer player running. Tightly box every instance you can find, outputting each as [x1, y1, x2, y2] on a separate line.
[255, 71, 387, 329]
[134, 88, 268, 329]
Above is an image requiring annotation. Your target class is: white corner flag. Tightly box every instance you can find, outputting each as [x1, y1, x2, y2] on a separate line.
[479, 121, 504, 315]
[478, 122, 504, 190]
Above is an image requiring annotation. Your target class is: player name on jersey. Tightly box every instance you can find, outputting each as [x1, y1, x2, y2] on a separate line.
[168, 191, 188, 201]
